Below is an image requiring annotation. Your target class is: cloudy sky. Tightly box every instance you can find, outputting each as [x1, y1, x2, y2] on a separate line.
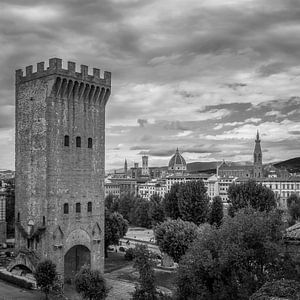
[0, 0, 300, 170]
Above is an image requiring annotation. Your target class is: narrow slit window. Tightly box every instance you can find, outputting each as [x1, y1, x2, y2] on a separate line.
[76, 202, 81, 213]
[87, 202, 92, 212]
[17, 212, 20, 222]
[88, 138, 93, 149]
[64, 135, 69, 146]
[63, 203, 69, 214]
[76, 136, 81, 148]
[42, 216, 46, 226]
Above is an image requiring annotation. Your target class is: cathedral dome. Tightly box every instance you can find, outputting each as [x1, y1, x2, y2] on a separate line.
[168, 148, 187, 172]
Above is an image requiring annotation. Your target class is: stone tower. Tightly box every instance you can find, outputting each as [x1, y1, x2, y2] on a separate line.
[11, 58, 111, 281]
[142, 155, 149, 176]
[124, 159, 128, 177]
[253, 130, 263, 178]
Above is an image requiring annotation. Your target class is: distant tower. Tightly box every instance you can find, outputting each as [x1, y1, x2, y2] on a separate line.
[124, 159, 128, 177]
[253, 130, 263, 178]
[142, 155, 149, 176]
[11, 58, 111, 281]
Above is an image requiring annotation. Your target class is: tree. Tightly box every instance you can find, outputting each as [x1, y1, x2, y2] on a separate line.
[75, 266, 109, 300]
[118, 192, 136, 222]
[105, 193, 119, 213]
[34, 260, 58, 300]
[131, 199, 152, 228]
[149, 194, 165, 226]
[287, 193, 300, 225]
[209, 196, 223, 227]
[176, 208, 297, 300]
[132, 244, 157, 300]
[154, 219, 199, 263]
[104, 209, 128, 257]
[227, 180, 276, 215]
[163, 183, 181, 219]
[177, 180, 209, 225]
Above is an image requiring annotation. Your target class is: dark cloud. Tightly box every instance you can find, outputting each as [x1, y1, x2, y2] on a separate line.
[130, 145, 151, 150]
[257, 62, 288, 77]
[137, 119, 148, 127]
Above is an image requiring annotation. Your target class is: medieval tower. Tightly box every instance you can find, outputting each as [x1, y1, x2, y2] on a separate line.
[12, 58, 111, 281]
[142, 155, 149, 176]
[253, 130, 263, 178]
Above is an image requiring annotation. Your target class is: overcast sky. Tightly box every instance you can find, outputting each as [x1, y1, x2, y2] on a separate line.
[0, 0, 300, 170]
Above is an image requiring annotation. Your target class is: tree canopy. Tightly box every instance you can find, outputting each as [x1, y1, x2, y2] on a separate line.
[209, 195, 223, 227]
[149, 194, 165, 226]
[287, 193, 300, 225]
[227, 180, 276, 215]
[177, 180, 209, 225]
[104, 209, 128, 257]
[163, 183, 182, 220]
[176, 208, 296, 300]
[154, 219, 199, 263]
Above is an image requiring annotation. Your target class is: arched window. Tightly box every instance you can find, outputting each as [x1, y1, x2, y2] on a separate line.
[87, 202, 92, 212]
[42, 216, 46, 226]
[88, 138, 93, 149]
[17, 212, 20, 222]
[76, 136, 81, 147]
[64, 135, 69, 146]
[76, 202, 81, 213]
[63, 203, 69, 214]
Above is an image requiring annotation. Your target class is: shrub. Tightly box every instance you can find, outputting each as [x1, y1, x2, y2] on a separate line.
[124, 248, 135, 261]
[75, 266, 109, 300]
[34, 260, 58, 300]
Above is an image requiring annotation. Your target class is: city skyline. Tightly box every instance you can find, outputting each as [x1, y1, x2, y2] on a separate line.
[0, 0, 300, 170]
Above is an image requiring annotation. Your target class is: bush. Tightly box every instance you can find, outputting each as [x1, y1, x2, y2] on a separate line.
[0, 270, 34, 289]
[124, 248, 135, 261]
[119, 246, 126, 252]
[75, 266, 109, 300]
[34, 260, 58, 300]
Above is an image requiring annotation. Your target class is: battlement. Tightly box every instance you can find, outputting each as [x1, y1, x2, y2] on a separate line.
[16, 58, 111, 86]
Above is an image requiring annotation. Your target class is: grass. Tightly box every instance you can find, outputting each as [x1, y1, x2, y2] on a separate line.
[104, 251, 133, 273]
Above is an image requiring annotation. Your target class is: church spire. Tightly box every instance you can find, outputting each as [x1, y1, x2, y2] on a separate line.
[253, 130, 263, 178]
[124, 158, 128, 176]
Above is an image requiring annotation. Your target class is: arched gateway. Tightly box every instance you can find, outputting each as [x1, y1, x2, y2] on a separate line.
[12, 58, 110, 281]
[64, 245, 91, 282]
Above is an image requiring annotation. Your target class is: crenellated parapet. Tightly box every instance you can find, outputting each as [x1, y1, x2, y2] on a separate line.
[16, 58, 111, 87]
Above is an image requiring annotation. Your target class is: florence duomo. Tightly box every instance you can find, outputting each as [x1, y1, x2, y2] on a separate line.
[0, 0, 300, 299]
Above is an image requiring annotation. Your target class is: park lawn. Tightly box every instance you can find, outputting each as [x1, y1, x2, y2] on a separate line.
[104, 251, 133, 273]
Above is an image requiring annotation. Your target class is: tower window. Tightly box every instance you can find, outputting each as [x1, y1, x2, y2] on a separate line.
[63, 203, 69, 214]
[42, 216, 46, 226]
[64, 135, 69, 146]
[87, 201, 92, 212]
[88, 138, 93, 149]
[17, 212, 20, 222]
[76, 136, 81, 147]
[76, 202, 81, 213]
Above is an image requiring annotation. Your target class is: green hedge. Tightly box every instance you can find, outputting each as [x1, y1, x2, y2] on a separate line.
[0, 271, 34, 289]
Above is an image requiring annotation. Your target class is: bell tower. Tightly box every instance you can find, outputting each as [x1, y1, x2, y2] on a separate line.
[253, 130, 263, 178]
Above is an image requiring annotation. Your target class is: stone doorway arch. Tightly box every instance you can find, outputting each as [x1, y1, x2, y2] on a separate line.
[64, 245, 91, 283]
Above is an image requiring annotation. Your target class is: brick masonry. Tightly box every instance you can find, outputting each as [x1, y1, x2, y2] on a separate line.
[14, 58, 111, 279]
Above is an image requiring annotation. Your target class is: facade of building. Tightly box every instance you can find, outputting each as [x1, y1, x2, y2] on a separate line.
[166, 173, 210, 192]
[11, 58, 111, 281]
[104, 181, 120, 197]
[138, 181, 167, 200]
[107, 178, 137, 196]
